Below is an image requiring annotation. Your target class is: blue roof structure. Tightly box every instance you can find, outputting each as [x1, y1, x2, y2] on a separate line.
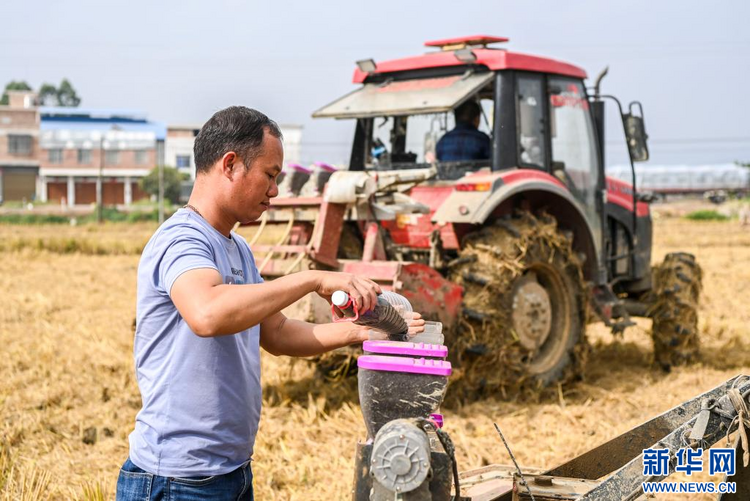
[40, 107, 166, 140]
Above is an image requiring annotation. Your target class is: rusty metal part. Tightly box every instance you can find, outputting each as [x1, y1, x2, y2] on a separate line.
[543, 376, 743, 481]
[576, 376, 750, 501]
[511, 274, 552, 352]
[688, 398, 713, 442]
[478, 375, 750, 501]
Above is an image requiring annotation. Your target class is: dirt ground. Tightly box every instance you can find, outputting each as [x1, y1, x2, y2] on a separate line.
[1, 208, 749, 500]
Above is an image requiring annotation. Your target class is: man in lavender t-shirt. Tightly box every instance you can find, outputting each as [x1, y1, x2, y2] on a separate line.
[117, 107, 422, 501]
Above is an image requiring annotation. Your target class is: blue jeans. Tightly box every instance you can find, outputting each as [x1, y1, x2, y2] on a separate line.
[116, 458, 253, 501]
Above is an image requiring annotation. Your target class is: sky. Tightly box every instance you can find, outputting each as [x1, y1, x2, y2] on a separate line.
[2, 0, 749, 167]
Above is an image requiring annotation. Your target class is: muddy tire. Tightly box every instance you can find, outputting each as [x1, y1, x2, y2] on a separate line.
[648, 252, 702, 370]
[313, 346, 360, 381]
[448, 212, 588, 396]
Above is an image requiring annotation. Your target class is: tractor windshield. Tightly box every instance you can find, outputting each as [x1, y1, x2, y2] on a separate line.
[313, 71, 495, 178]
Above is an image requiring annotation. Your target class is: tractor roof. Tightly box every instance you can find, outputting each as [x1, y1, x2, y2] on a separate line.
[352, 35, 587, 83]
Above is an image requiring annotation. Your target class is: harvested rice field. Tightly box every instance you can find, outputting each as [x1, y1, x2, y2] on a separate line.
[1, 206, 749, 500]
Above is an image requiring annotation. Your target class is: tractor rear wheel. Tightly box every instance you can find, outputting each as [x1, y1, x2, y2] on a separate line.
[648, 252, 702, 370]
[448, 212, 588, 396]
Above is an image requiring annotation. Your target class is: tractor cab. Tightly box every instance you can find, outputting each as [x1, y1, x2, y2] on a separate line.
[314, 35, 599, 196]
[313, 35, 653, 300]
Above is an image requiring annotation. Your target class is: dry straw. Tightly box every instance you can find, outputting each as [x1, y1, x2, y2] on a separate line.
[1, 210, 749, 500]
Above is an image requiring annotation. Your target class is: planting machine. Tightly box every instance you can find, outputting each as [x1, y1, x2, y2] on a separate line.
[332, 289, 749, 500]
[247, 35, 702, 391]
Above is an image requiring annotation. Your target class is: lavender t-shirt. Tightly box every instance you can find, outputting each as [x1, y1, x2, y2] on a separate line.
[128, 208, 263, 477]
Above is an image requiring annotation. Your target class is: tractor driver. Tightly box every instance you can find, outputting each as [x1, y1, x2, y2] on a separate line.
[436, 100, 491, 162]
[116, 106, 424, 501]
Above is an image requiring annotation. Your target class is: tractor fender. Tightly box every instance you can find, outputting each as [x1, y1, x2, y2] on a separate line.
[432, 171, 600, 281]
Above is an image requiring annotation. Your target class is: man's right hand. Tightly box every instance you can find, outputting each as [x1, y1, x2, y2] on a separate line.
[310, 271, 381, 314]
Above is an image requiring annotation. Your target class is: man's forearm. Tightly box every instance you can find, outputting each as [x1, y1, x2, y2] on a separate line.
[197, 271, 321, 336]
[172, 267, 381, 338]
[262, 317, 366, 357]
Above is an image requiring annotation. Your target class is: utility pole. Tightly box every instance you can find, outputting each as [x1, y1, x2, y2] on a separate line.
[157, 139, 165, 224]
[97, 133, 104, 224]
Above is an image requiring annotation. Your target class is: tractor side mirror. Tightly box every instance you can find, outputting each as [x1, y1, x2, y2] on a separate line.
[623, 102, 649, 162]
[636, 191, 657, 203]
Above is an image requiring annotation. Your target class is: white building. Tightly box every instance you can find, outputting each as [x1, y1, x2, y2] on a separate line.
[165, 123, 302, 181]
[165, 125, 201, 180]
[39, 108, 165, 206]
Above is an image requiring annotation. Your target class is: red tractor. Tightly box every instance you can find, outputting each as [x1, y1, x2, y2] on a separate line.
[247, 35, 701, 393]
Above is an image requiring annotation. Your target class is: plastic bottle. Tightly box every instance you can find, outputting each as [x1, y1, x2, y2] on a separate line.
[331, 291, 409, 341]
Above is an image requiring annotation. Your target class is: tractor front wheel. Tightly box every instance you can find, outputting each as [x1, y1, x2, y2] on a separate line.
[648, 252, 702, 370]
[448, 212, 588, 396]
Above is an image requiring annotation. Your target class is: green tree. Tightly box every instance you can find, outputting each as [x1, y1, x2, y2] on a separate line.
[0, 80, 32, 105]
[57, 78, 81, 107]
[38, 83, 59, 106]
[38, 78, 81, 107]
[140, 166, 187, 205]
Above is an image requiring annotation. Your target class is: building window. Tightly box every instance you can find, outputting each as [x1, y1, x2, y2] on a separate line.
[135, 150, 148, 165]
[48, 148, 63, 163]
[175, 155, 191, 169]
[105, 150, 120, 165]
[9, 135, 33, 155]
[77, 149, 91, 164]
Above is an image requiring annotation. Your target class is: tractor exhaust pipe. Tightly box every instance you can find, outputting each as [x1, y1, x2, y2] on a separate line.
[593, 65, 609, 100]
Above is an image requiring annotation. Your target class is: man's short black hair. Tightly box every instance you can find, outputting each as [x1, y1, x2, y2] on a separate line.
[194, 106, 283, 174]
[454, 100, 481, 124]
